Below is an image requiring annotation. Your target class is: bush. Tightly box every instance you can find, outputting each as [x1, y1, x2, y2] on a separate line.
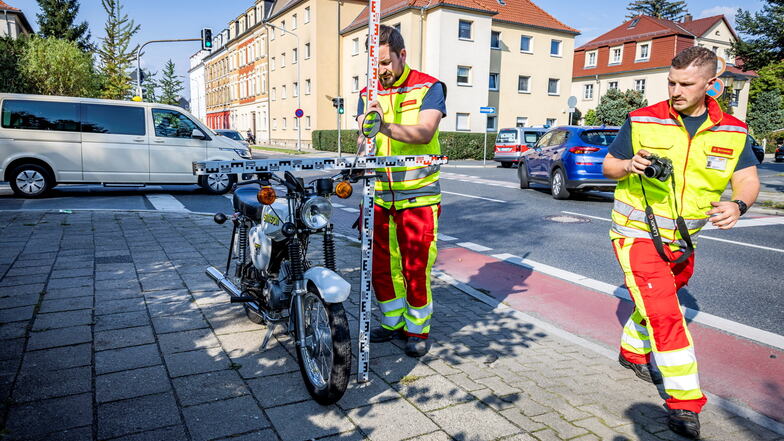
[312, 130, 498, 160]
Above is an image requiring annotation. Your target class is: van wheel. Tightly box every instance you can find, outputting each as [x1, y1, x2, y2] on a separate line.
[550, 168, 570, 200]
[199, 173, 236, 195]
[518, 159, 530, 189]
[9, 164, 54, 198]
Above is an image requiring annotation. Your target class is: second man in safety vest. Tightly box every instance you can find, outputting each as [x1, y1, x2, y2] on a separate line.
[357, 25, 446, 357]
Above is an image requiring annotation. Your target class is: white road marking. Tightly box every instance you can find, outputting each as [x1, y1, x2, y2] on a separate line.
[342, 208, 360, 213]
[442, 191, 505, 203]
[458, 242, 492, 252]
[492, 252, 784, 351]
[332, 202, 346, 208]
[146, 194, 188, 212]
[440, 172, 518, 189]
[561, 211, 611, 222]
[699, 235, 784, 253]
[438, 234, 458, 242]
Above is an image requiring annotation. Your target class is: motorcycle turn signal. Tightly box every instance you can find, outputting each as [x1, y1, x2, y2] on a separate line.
[257, 186, 277, 205]
[335, 181, 353, 199]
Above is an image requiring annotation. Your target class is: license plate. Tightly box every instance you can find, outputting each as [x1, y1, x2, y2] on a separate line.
[498, 147, 512, 152]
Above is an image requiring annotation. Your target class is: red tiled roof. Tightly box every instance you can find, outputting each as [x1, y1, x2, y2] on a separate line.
[726, 64, 757, 78]
[680, 15, 727, 38]
[0, 1, 20, 11]
[343, 0, 577, 35]
[577, 15, 693, 50]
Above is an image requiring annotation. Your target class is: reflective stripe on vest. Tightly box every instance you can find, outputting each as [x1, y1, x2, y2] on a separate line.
[612, 200, 708, 231]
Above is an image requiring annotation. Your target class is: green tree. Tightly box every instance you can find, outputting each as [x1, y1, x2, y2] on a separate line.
[97, 0, 140, 100]
[627, 0, 689, 20]
[595, 89, 648, 126]
[748, 61, 784, 103]
[584, 109, 598, 126]
[748, 90, 784, 138]
[158, 60, 183, 105]
[21, 37, 100, 97]
[0, 36, 32, 94]
[731, 0, 784, 71]
[140, 69, 159, 103]
[35, 0, 92, 51]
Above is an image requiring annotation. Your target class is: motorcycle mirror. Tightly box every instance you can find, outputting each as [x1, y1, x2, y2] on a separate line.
[257, 186, 276, 205]
[361, 110, 382, 139]
[335, 181, 353, 199]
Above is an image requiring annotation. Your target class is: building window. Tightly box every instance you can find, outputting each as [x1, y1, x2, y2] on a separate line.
[489, 73, 499, 91]
[270, 27, 275, 40]
[490, 31, 501, 49]
[518, 75, 530, 93]
[585, 50, 597, 68]
[637, 42, 650, 61]
[520, 35, 532, 53]
[731, 89, 740, 107]
[610, 46, 623, 64]
[305, 116, 311, 129]
[456, 113, 470, 131]
[546, 118, 556, 127]
[352, 38, 359, 55]
[635, 79, 646, 93]
[352, 76, 359, 92]
[292, 48, 298, 64]
[271, 57, 275, 70]
[281, 20, 285, 30]
[271, 87, 276, 100]
[486, 115, 497, 131]
[550, 39, 562, 56]
[281, 53, 286, 67]
[293, 82, 298, 97]
[292, 14, 297, 29]
[282, 85, 287, 99]
[457, 66, 471, 85]
[272, 118, 277, 130]
[583, 84, 594, 99]
[304, 6, 310, 23]
[304, 43, 311, 59]
[305, 79, 311, 95]
[282, 117, 286, 129]
[548, 78, 559, 95]
[516, 117, 528, 127]
[608, 81, 618, 90]
[458, 20, 472, 40]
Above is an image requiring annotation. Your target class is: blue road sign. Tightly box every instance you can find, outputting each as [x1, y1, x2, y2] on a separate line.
[479, 106, 496, 114]
[295, 109, 304, 118]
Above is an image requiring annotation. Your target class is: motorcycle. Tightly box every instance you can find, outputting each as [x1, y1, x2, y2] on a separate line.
[206, 169, 360, 404]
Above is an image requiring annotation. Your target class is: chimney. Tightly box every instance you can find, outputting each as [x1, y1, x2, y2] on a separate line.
[682, 14, 693, 23]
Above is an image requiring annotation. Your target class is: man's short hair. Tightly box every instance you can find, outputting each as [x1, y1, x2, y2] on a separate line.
[671, 46, 717, 77]
[365, 25, 405, 56]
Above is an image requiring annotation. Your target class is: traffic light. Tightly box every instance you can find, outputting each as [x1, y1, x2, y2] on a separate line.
[201, 28, 213, 51]
[332, 97, 344, 115]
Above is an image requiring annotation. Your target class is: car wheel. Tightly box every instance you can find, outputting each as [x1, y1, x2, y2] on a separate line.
[501, 162, 512, 168]
[199, 173, 236, 195]
[550, 168, 570, 200]
[9, 164, 54, 198]
[518, 159, 530, 189]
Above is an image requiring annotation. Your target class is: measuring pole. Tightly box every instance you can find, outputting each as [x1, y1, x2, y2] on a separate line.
[357, 0, 381, 383]
[337, 111, 342, 157]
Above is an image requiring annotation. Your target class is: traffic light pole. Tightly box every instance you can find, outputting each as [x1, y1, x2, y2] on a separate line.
[135, 38, 201, 100]
[337, 111, 342, 157]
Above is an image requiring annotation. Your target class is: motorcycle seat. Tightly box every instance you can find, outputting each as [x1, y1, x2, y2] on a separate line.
[233, 186, 264, 220]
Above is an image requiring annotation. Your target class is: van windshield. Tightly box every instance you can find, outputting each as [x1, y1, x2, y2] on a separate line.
[523, 132, 542, 146]
[497, 129, 517, 143]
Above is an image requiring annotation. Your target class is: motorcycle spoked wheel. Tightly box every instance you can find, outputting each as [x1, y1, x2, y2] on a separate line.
[295, 288, 351, 405]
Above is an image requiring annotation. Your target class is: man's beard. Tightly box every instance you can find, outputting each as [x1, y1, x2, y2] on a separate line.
[380, 74, 396, 88]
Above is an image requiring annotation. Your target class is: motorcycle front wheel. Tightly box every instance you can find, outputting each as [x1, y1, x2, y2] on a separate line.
[295, 289, 351, 405]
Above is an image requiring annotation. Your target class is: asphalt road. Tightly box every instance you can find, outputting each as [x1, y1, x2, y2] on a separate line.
[1, 153, 782, 337]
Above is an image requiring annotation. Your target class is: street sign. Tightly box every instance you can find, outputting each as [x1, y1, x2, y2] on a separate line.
[567, 96, 577, 108]
[480, 106, 496, 114]
[294, 109, 304, 118]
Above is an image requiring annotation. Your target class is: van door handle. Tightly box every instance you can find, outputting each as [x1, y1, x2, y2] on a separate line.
[153, 139, 165, 143]
[133, 137, 145, 142]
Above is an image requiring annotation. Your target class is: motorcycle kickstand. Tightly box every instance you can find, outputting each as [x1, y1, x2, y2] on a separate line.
[260, 323, 277, 351]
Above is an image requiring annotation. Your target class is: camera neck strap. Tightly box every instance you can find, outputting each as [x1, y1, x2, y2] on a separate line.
[637, 175, 694, 264]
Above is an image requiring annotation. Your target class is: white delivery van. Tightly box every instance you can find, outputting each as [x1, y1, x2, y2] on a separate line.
[0, 93, 252, 197]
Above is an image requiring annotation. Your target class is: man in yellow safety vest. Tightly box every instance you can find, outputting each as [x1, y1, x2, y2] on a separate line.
[603, 46, 760, 439]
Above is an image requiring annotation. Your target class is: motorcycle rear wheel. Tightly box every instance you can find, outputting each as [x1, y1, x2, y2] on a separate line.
[295, 289, 351, 405]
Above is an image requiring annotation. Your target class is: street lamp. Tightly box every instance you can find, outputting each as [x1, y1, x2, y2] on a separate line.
[265, 22, 301, 152]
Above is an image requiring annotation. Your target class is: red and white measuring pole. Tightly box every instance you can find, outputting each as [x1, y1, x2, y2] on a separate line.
[357, 0, 381, 383]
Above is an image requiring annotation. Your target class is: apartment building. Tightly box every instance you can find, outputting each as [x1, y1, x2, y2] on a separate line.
[0, 1, 32, 39]
[341, 0, 579, 132]
[571, 14, 754, 121]
[204, 29, 232, 130]
[188, 50, 210, 123]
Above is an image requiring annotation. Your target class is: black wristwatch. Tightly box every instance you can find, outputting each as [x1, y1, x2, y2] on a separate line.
[732, 200, 748, 216]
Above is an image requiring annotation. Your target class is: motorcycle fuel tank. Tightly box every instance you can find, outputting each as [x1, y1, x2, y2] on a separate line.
[260, 201, 289, 241]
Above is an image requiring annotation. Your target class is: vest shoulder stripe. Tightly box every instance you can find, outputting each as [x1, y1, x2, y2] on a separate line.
[630, 116, 679, 126]
[708, 125, 748, 134]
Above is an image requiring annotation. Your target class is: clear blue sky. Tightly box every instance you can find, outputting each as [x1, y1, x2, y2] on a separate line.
[10, 0, 765, 99]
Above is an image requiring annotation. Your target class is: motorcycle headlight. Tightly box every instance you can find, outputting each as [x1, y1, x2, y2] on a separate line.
[301, 196, 332, 230]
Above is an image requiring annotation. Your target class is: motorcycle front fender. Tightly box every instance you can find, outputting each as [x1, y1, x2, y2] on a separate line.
[303, 266, 351, 303]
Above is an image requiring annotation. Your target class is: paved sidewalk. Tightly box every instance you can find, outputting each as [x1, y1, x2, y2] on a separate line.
[0, 210, 781, 441]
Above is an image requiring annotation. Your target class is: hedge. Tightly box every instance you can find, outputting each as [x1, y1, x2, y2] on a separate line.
[311, 130, 498, 160]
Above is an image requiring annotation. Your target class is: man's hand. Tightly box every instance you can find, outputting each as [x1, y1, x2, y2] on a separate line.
[604, 150, 652, 180]
[706, 201, 741, 229]
[626, 149, 653, 175]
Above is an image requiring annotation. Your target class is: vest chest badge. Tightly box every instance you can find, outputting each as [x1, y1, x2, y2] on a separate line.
[400, 99, 418, 109]
[710, 146, 734, 156]
[706, 155, 728, 171]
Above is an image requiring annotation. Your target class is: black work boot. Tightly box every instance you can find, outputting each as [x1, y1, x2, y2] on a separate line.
[668, 409, 700, 439]
[618, 354, 663, 384]
[405, 336, 430, 357]
[369, 327, 405, 343]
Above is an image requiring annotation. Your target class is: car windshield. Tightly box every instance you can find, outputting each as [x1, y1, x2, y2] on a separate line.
[220, 131, 243, 141]
[580, 130, 618, 146]
[497, 130, 517, 143]
[523, 132, 542, 145]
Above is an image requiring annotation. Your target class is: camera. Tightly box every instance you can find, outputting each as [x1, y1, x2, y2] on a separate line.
[643, 154, 673, 182]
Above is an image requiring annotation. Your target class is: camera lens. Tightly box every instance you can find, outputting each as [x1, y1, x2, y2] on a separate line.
[644, 164, 659, 178]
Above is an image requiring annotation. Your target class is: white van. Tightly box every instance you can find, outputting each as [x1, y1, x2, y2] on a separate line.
[0, 93, 252, 197]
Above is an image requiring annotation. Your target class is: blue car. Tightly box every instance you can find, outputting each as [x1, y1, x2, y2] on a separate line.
[518, 125, 619, 199]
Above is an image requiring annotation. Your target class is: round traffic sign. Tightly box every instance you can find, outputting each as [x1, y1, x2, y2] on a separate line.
[567, 96, 577, 107]
[295, 109, 304, 118]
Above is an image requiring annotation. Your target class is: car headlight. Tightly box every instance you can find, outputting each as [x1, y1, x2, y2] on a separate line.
[234, 148, 252, 159]
[301, 196, 332, 230]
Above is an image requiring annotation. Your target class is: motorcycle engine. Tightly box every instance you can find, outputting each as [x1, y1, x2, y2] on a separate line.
[263, 261, 292, 310]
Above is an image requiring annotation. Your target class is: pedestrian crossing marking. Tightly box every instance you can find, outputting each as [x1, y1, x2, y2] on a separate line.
[145, 194, 188, 212]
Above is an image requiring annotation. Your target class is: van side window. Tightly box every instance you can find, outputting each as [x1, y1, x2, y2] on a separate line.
[496, 129, 517, 143]
[523, 132, 541, 146]
[1, 100, 79, 132]
[152, 109, 200, 138]
[82, 104, 145, 135]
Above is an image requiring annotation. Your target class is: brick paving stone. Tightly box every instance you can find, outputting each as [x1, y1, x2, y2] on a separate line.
[107, 425, 189, 441]
[4, 393, 92, 439]
[13, 365, 92, 402]
[47, 276, 93, 290]
[266, 400, 356, 441]
[143, 289, 192, 304]
[163, 347, 230, 377]
[27, 325, 92, 350]
[151, 311, 209, 334]
[94, 326, 155, 351]
[139, 272, 185, 291]
[0, 321, 28, 340]
[405, 431, 453, 441]
[347, 398, 439, 441]
[422, 357, 461, 376]
[37, 296, 93, 314]
[46, 286, 95, 299]
[146, 299, 200, 317]
[23, 343, 92, 372]
[470, 388, 519, 411]
[317, 429, 369, 441]
[182, 395, 270, 441]
[0, 305, 35, 323]
[34, 426, 94, 441]
[370, 354, 438, 383]
[428, 401, 523, 441]
[0, 274, 49, 287]
[3, 265, 52, 277]
[50, 267, 94, 279]
[97, 392, 182, 440]
[531, 412, 590, 439]
[32, 309, 93, 330]
[94, 310, 150, 332]
[190, 289, 230, 306]
[336, 371, 400, 411]
[444, 372, 486, 392]
[201, 304, 267, 335]
[217, 332, 300, 379]
[96, 365, 172, 403]
[0, 338, 24, 360]
[95, 343, 162, 375]
[0, 291, 40, 309]
[94, 278, 139, 291]
[173, 369, 249, 406]
[394, 374, 475, 412]
[499, 408, 548, 433]
[94, 288, 143, 301]
[95, 297, 147, 315]
[246, 370, 311, 408]
[157, 328, 221, 354]
[475, 375, 522, 397]
[573, 416, 624, 439]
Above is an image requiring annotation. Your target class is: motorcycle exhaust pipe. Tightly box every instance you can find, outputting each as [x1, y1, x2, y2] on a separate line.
[205, 266, 257, 306]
